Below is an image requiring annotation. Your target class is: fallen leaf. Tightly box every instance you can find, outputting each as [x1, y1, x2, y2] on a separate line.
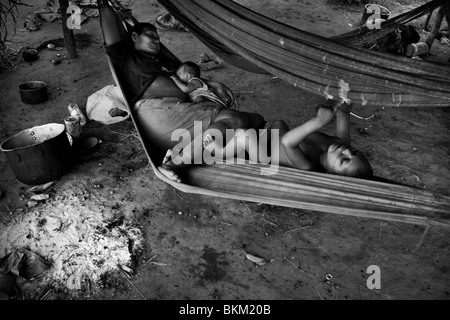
[27, 182, 54, 193]
[243, 251, 268, 266]
[30, 194, 50, 201]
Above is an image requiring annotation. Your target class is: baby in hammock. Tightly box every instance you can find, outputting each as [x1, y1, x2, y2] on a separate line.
[170, 61, 228, 108]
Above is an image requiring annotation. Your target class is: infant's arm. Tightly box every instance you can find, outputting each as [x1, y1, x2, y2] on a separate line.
[170, 76, 201, 94]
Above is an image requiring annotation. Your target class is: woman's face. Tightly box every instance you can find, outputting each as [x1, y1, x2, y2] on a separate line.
[132, 29, 160, 54]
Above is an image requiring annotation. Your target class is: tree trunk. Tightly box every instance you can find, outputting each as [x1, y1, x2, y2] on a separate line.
[425, 4, 447, 51]
[59, 0, 78, 59]
[447, 4, 450, 63]
[423, 10, 433, 31]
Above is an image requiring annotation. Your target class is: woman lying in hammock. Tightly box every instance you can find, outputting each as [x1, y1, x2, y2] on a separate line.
[163, 99, 373, 181]
[98, 0, 265, 178]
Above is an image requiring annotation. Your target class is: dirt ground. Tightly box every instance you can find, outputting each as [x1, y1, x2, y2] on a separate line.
[0, 0, 449, 302]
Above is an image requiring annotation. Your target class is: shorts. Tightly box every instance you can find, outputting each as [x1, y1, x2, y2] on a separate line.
[134, 97, 222, 150]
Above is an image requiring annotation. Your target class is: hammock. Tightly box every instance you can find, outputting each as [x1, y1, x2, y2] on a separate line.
[156, 0, 450, 108]
[100, 5, 450, 229]
[331, 0, 448, 46]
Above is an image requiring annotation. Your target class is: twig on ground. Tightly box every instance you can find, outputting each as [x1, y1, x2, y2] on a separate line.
[73, 73, 92, 83]
[39, 288, 53, 300]
[34, 280, 55, 300]
[130, 148, 144, 160]
[260, 217, 277, 227]
[284, 226, 310, 233]
[139, 254, 158, 269]
[379, 221, 383, 238]
[150, 262, 169, 266]
[283, 257, 314, 278]
[120, 270, 147, 300]
[350, 111, 377, 120]
[105, 127, 140, 141]
[242, 201, 251, 213]
[174, 189, 184, 200]
[412, 224, 431, 253]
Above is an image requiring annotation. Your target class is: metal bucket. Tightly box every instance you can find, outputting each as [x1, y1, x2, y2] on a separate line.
[0, 123, 73, 185]
[405, 41, 429, 57]
[359, 4, 391, 27]
[18, 81, 48, 104]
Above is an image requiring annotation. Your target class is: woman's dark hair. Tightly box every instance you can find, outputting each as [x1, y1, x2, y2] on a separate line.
[130, 22, 157, 35]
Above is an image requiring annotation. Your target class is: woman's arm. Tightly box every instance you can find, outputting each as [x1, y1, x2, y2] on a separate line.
[98, 0, 128, 45]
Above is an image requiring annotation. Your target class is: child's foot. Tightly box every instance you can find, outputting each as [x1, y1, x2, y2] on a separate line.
[158, 162, 181, 183]
[203, 133, 215, 149]
[157, 149, 182, 183]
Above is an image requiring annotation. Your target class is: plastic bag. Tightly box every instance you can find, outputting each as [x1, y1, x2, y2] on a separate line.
[86, 85, 129, 125]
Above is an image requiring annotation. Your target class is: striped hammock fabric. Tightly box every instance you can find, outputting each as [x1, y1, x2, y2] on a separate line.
[105, 53, 450, 228]
[157, 0, 450, 108]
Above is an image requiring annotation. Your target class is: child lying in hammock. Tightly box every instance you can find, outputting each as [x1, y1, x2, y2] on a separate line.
[204, 99, 373, 179]
[170, 61, 229, 109]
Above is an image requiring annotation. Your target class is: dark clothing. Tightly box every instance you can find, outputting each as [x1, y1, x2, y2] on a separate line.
[135, 97, 222, 149]
[105, 37, 179, 105]
[105, 37, 223, 150]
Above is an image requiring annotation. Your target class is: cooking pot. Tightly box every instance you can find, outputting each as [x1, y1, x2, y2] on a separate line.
[0, 273, 17, 300]
[22, 49, 38, 62]
[18, 81, 48, 104]
[0, 123, 73, 185]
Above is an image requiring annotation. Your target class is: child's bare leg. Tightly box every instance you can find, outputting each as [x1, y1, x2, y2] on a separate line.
[204, 109, 265, 154]
[204, 128, 247, 160]
[224, 122, 287, 163]
[159, 110, 266, 182]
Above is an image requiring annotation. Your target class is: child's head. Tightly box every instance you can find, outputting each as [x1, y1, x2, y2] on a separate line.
[324, 144, 373, 179]
[176, 61, 201, 82]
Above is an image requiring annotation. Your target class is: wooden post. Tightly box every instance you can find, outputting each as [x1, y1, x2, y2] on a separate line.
[423, 10, 433, 31]
[447, 2, 450, 28]
[425, 4, 447, 51]
[58, 0, 78, 59]
[447, 4, 450, 63]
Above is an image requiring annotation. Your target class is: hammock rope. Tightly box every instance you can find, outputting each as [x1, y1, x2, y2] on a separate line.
[157, 0, 450, 108]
